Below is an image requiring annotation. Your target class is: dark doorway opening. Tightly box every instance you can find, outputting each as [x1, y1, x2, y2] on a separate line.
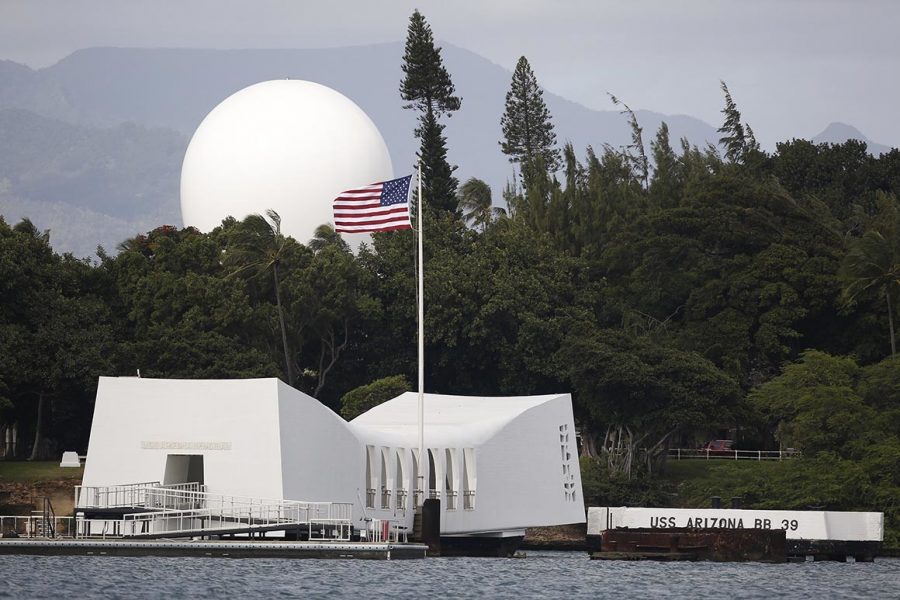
[164, 454, 204, 485]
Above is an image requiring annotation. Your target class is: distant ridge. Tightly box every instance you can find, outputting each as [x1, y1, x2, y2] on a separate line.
[812, 122, 892, 156]
[0, 45, 721, 256]
[0, 45, 894, 257]
[0, 107, 185, 257]
[0, 45, 721, 180]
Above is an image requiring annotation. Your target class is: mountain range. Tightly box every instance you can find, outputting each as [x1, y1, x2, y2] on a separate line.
[0, 44, 893, 257]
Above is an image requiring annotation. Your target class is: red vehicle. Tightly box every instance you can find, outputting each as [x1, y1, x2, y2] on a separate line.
[700, 439, 734, 456]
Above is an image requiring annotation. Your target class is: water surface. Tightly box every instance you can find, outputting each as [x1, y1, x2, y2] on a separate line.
[1, 551, 897, 599]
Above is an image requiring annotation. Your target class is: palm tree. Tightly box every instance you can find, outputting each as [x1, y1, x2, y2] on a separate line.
[457, 177, 505, 232]
[226, 210, 296, 385]
[841, 229, 900, 358]
[309, 223, 349, 254]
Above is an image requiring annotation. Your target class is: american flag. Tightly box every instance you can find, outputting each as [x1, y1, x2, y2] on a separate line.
[333, 175, 413, 233]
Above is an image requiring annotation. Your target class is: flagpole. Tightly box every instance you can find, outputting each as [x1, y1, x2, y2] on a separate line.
[416, 157, 425, 508]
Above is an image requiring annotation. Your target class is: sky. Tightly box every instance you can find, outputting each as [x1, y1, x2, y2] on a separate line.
[1, 0, 898, 149]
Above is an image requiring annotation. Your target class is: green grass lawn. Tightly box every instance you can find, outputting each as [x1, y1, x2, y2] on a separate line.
[0, 461, 84, 483]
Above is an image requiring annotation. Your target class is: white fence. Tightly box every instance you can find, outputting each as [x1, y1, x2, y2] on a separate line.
[0, 515, 76, 538]
[668, 448, 800, 461]
[360, 518, 407, 543]
[74, 481, 169, 509]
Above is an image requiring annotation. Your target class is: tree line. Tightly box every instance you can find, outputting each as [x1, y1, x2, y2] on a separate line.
[0, 8, 898, 542]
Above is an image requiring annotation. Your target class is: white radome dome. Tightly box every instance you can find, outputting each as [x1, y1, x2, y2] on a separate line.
[180, 80, 393, 243]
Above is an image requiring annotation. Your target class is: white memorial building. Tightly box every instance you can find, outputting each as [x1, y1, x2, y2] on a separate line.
[81, 377, 585, 549]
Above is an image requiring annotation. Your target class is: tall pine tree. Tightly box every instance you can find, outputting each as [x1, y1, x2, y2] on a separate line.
[500, 56, 560, 171]
[649, 122, 682, 208]
[400, 10, 461, 215]
[718, 81, 760, 164]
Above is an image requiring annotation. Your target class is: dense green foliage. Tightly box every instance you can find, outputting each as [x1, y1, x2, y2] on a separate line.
[457, 177, 503, 232]
[745, 351, 900, 543]
[340, 375, 411, 420]
[580, 456, 671, 508]
[0, 219, 114, 458]
[663, 457, 900, 548]
[1, 15, 898, 543]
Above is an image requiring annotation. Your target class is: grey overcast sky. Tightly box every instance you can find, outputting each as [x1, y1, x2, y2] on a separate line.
[1, 0, 898, 148]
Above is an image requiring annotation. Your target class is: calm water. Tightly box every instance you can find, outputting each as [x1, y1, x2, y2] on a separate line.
[1, 551, 898, 599]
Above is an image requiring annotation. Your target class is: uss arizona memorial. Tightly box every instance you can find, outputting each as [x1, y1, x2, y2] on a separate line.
[76, 79, 587, 551]
[80, 377, 585, 548]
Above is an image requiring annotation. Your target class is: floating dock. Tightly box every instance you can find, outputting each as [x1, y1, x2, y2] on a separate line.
[0, 538, 427, 560]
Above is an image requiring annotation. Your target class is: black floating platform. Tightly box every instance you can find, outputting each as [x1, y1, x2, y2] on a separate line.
[0, 539, 427, 560]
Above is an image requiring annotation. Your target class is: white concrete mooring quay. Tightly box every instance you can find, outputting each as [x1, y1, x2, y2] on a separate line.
[587, 506, 885, 562]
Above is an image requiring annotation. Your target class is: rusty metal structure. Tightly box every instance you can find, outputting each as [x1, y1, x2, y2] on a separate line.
[589, 528, 786, 562]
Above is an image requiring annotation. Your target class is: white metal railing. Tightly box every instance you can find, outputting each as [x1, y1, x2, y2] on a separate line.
[381, 488, 391, 510]
[360, 518, 405, 543]
[366, 488, 376, 509]
[73, 482, 352, 540]
[76, 482, 208, 511]
[122, 503, 335, 537]
[161, 482, 206, 494]
[148, 488, 351, 522]
[395, 489, 407, 514]
[0, 515, 76, 538]
[75, 481, 162, 509]
[144, 487, 207, 512]
[76, 518, 122, 539]
[668, 449, 801, 461]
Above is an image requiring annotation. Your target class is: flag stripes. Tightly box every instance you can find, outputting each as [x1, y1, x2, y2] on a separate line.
[333, 176, 412, 233]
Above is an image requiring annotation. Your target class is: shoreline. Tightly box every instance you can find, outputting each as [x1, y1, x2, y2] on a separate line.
[521, 524, 588, 551]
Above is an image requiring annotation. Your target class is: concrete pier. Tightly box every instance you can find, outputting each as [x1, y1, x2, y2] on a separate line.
[0, 539, 428, 560]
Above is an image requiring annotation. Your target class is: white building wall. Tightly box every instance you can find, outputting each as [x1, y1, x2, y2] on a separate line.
[82, 377, 285, 500]
[276, 380, 363, 517]
[442, 395, 585, 534]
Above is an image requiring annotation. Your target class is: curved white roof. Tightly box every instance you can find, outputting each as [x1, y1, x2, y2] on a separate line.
[349, 392, 569, 446]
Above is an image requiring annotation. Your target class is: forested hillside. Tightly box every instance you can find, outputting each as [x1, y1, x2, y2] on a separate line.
[0, 108, 186, 255]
